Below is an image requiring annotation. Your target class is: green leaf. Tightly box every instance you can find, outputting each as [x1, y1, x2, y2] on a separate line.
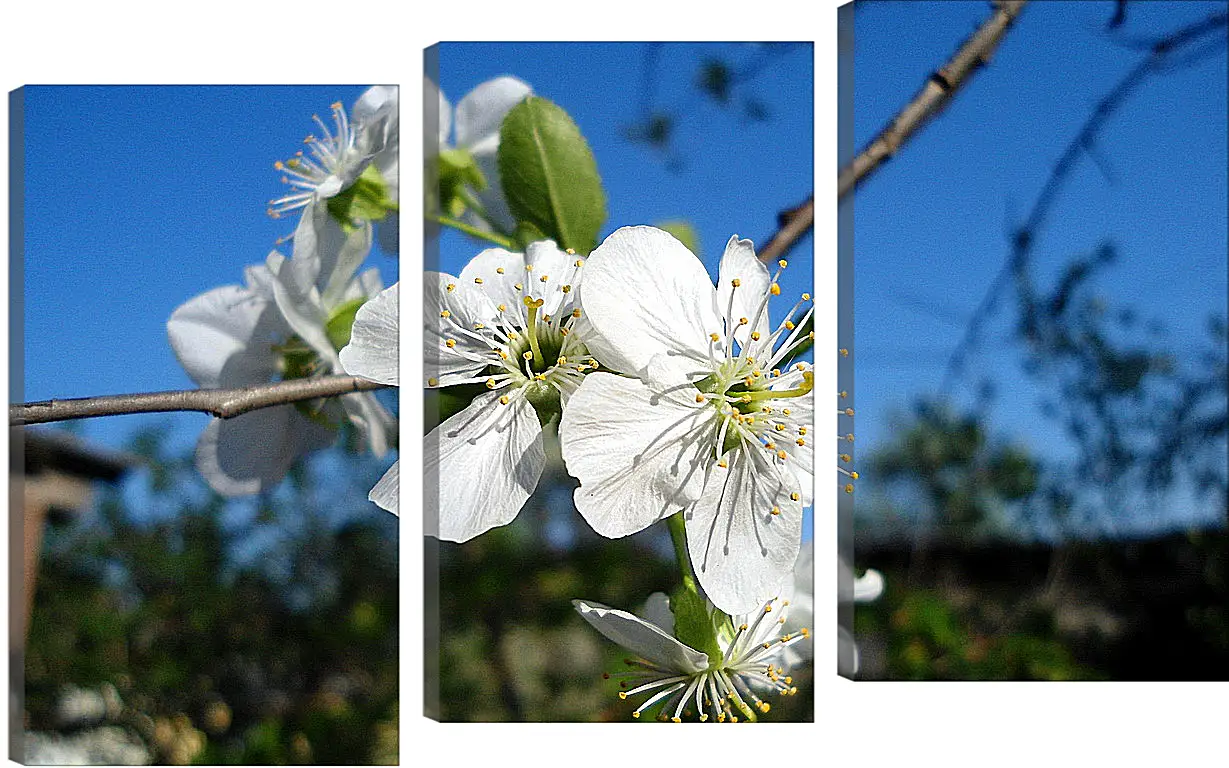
[668, 587, 721, 667]
[655, 220, 700, 256]
[498, 97, 606, 254]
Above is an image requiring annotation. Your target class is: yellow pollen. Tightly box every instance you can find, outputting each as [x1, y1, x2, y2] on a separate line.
[525, 264, 533, 271]
[498, 351, 509, 360]
[785, 320, 795, 330]
[796, 438, 806, 446]
[776, 450, 788, 460]
[739, 317, 748, 326]
[574, 259, 584, 267]
[760, 703, 771, 713]
[790, 492, 800, 501]
[496, 267, 505, 274]
[427, 377, 438, 386]
[523, 351, 534, 361]
[765, 442, 775, 450]
[696, 394, 706, 403]
[783, 408, 791, 416]
[572, 309, 582, 318]
[618, 692, 628, 700]
[800, 628, 810, 637]
[632, 712, 641, 719]
[486, 379, 497, 389]
[445, 339, 456, 348]
[718, 459, 728, 469]
[764, 604, 773, 613]
[795, 362, 806, 371]
[751, 331, 762, 341]
[731, 278, 742, 288]
[761, 406, 771, 413]
[561, 285, 572, 293]
[514, 282, 523, 290]
[497, 303, 507, 312]
[840, 348, 849, 357]
[802, 292, 811, 301]
[540, 275, 549, 283]
[499, 395, 510, 405]
[846, 433, 855, 442]
[775, 424, 786, 432]
[474, 277, 484, 284]
[845, 484, 855, 494]
[851, 471, 860, 480]
[566, 248, 577, 255]
[440, 310, 451, 318]
[770, 283, 781, 296]
[771, 506, 780, 516]
[671, 717, 681, 723]
[845, 408, 855, 416]
[560, 328, 570, 336]
[778, 259, 788, 268]
[808, 331, 815, 340]
[534, 373, 547, 381]
[798, 426, 806, 435]
[710, 333, 720, 342]
[558, 356, 568, 365]
[446, 283, 456, 292]
[542, 314, 552, 322]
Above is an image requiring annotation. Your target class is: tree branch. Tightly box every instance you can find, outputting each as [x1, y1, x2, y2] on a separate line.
[837, 0, 1028, 201]
[11, 376, 391, 427]
[758, 196, 814, 264]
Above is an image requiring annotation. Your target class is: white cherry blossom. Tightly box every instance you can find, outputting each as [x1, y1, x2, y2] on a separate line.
[560, 226, 815, 615]
[574, 593, 808, 722]
[426, 241, 596, 542]
[340, 282, 400, 514]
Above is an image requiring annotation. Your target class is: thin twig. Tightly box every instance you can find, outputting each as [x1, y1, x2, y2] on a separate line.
[838, 0, 1028, 200]
[11, 375, 390, 426]
[939, 10, 1228, 391]
[758, 196, 814, 264]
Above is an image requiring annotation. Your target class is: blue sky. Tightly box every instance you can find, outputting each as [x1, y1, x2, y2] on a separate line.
[849, 2, 1227, 535]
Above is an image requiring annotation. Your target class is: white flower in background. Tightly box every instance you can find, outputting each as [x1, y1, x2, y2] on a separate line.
[559, 226, 815, 615]
[168, 223, 393, 495]
[168, 266, 337, 495]
[425, 241, 596, 542]
[267, 86, 399, 222]
[434, 76, 533, 234]
[574, 593, 808, 722]
[340, 282, 400, 514]
[839, 554, 884, 677]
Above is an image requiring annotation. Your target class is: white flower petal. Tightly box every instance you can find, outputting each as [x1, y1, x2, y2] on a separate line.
[368, 459, 399, 515]
[685, 450, 802, 616]
[838, 626, 860, 676]
[580, 226, 722, 384]
[340, 390, 394, 458]
[267, 251, 337, 368]
[560, 373, 716, 538]
[341, 282, 399, 386]
[458, 247, 532, 320]
[426, 391, 545, 543]
[639, 592, 674, 634]
[855, 569, 885, 602]
[195, 406, 337, 496]
[454, 76, 532, 150]
[424, 273, 498, 386]
[573, 600, 710, 675]
[167, 285, 285, 389]
[717, 235, 772, 349]
[288, 203, 373, 308]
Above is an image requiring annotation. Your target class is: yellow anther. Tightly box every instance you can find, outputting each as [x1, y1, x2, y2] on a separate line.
[497, 303, 507, 312]
[574, 259, 584, 267]
[790, 492, 801, 501]
[486, 379, 497, 389]
[542, 314, 552, 322]
[566, 248, 577, 255]
[440, 310, 451, 318]
[764, 604, 773, 613]
[839, 348, 849, 357]
[718, 459, 728, 469]
[731, 278, 742, 288]
[445, 339, 456, 348]
[534, 373, 547, 381]
[761, 406, 771, 413]
[514, 282, 523, 290]
[851, 471, 860, 480]
[775, 423, 785, 431]
[840, 390, 848, 398]
[802, 292, 811, 301]
[798, 426, 807, 435]
[751, 331, 761, 341]
[540, 275, 549, 283]
[778, 259, 788, 268]
[631, 711, 641, 719]
[845, 484, 854, 494]
[523, 351, 534, 361]
[784, 320, 795, 330]
[474, 323, 485, 330]
[776, 450, 788, 460]
[561, 284, 572, 293]
[618, 692, 628, 700]
[446, 283, 456, 292]
[772, 368, 781, 377]
[696, 394, 706, 403]
[844, 408, 855, 416]
[765, 442, 775, 450]
[427, 377, 439, 386]
[474, 277, 484, 284]
[783, 408, 791, 416]
[796, 438, 806, 447]
[496, 267, 505, 274]
[800, 628, 810, 638]
[671, 717, 681, 723]
[710, 333, 720, 342]
[771, 506, 780, 516]
[498, 350, 509, 360]
[560, 328, 570, 336]
[572, 308, 582, 318]
[808, 331, 815, 340]
[760, 703, 771, 713]
[846, 433, 855, 442]
[558, 356, 568, 365]
[499, 395, 510, 405]
[525, 263, 533, 271]
[840, 453, 852, 462]
[795, 362, 806, 371]
[752, 370, 762, 378]
[739, 317, 748, 326]
[770, 283, 781, 296]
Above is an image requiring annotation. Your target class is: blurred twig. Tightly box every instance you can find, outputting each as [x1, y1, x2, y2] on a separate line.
[939, 9, 1228, 391]
[838, 0, 1028, 200]
[758, 196, 814, 264]
[11, 376, 390, 426]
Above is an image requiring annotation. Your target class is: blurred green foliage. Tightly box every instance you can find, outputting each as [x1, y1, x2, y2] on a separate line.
[25, 423, 399, 764]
